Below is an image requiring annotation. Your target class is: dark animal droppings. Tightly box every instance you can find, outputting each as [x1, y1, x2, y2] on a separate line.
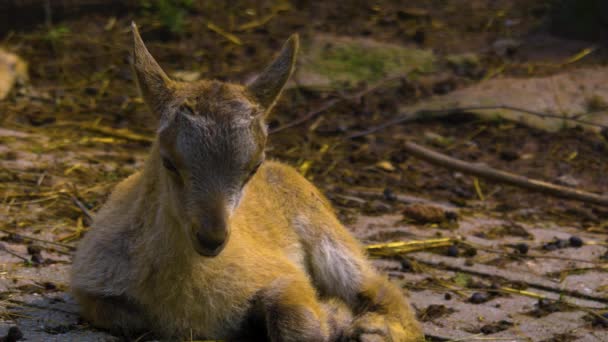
[447, 245, 459, 257]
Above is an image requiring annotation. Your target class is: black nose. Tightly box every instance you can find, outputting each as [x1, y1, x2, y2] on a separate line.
[195, 229, 227, 255]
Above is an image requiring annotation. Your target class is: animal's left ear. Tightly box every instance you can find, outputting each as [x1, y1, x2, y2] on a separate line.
[247, 34, 299, 113]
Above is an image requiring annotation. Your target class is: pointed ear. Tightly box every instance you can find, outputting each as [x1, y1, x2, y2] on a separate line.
[248, 34, 298, 113]
[131, 22, 173, 115]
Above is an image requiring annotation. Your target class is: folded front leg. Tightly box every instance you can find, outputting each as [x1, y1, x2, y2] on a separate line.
[258, 278, 331, 342]
[346, 274, 422, 342]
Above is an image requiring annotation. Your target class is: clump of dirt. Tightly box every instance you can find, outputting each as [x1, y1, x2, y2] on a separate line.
[417, 304, 456, 322]
[479, 320, 514, 334]
[401, 204, 456, 224]
[525, 299, 573, 318]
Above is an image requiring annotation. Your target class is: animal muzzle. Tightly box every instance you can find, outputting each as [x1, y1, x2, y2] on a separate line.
[193, 227, 228, 257]
[190, 203, 230, 257]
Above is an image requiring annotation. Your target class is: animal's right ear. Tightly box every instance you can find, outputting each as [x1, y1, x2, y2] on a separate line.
[131, 22, 173, 116]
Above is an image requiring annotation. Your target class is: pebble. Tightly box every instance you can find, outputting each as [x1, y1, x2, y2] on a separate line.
[30, 254, 44, 265]
[569, 236, 583, 248]
[469, 292, 489, 304]
[26, 245, 41, 255]
[4, 326, 23, 342]
[383, 188, 397, 202]
[514, 243, 529, 254]
[446, 245, 459, 257]
[400, 259, 413, 272]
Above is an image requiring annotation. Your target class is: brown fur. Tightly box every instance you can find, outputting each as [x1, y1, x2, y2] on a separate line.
[70, 22, 423, 341]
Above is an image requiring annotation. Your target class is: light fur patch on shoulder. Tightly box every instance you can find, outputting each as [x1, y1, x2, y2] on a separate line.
[293, 215, 362, 303]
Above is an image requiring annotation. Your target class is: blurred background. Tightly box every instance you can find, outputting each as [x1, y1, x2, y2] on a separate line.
[1, 1, 608, 341]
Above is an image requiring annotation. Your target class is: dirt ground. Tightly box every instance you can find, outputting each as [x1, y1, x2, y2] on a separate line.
[1, 1, 607, 341]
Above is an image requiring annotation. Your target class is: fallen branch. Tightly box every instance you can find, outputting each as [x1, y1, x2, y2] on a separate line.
[0, 242, 29, 262]
[413, 253, 608, 305]
[348, 105, 608, 139]
[462, 241, 605, 265]
[397, 141, 608, 207]
[68, 194, 93, 223]
[270, 74, 407, 134]
[0, 228, 75, 251]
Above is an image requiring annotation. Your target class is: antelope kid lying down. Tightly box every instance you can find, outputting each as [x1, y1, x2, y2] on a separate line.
[71, 22, 423, 342]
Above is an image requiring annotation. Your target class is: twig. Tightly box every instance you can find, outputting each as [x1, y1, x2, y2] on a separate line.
[462, 241, 606, 265]
[413, 254, 608, 304]
[0, 242, 29, 262]
[395, 141, 608, 207]
[0, 228, 75, 250]
[270, 75, 407, 134]
[347, 105, 608, 139]
[66, 193, 93, 223]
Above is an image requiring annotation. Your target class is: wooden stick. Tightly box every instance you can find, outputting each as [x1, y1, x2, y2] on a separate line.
[400, 141, 608, 207]
[270, 74, 406, 134]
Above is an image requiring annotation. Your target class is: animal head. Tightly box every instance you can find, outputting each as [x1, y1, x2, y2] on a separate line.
[131, 22, 298, 257]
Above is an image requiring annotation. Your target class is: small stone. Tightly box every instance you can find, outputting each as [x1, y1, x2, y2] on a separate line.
[30, 254, 44, 265]
[5, 326, 23, 342]
[446, 245, 459, 257]
[499, 150, 519, 161]
[569, 236, 583, 248]
[26, 245, 41, 255]
[444, 293, 452, 300]
[375, 160, 396, 172]
[469, 292, 489, 304]
[514, 243, 529, 254]
[400, 259, 413, 272]
[383, 188, 397, 202]
[538, 298, 553, 308]
[463, 246, 477, 257]
[480, 320, 513, 334]
[445, 211, 459, 221]
[43, 282, 56, 290]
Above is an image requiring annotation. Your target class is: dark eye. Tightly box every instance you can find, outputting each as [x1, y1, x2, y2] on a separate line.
[162, 157, 179, 174]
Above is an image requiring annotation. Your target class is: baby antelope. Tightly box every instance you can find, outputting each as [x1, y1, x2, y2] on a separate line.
[71, 23, 423, 341]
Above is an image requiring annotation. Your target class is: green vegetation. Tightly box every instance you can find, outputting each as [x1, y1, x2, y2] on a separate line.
[141, 0, 194, 34]
[305, 36, 436, 86]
